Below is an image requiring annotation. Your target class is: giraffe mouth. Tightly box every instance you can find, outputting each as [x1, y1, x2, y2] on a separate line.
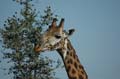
[34, 44, 55, 53]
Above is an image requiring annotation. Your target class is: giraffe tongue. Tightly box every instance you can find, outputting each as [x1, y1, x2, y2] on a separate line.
[34, 45, 42, 53]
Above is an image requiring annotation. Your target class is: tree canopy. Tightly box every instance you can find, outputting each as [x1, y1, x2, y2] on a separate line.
[0, 0, 61, 79]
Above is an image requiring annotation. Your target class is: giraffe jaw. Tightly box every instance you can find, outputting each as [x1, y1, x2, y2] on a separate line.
[34, 43, 57, 53]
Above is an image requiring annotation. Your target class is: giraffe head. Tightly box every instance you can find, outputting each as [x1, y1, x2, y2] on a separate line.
[34, 18, 75, 53]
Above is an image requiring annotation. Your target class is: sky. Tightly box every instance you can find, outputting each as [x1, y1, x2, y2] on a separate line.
[0, 0, 120, 79]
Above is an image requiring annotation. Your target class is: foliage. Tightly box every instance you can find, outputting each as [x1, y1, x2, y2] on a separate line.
[0, 0, 61, 79]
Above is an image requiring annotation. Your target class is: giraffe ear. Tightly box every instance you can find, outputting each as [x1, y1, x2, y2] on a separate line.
[49, 18, 57, 28]
[68, 29, 75, 36]
[59, 18, 64, 31]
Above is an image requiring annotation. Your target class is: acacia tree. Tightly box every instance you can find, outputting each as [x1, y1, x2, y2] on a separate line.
[0, 0, 61, 79]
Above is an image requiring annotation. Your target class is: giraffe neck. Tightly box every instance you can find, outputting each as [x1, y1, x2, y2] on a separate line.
[57, 39, 88, 79]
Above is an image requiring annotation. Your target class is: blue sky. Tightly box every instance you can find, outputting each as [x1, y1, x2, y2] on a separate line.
[0, 0, 120, 79]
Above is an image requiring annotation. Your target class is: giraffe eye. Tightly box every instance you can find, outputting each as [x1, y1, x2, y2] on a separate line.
[55, 35, 61, 39]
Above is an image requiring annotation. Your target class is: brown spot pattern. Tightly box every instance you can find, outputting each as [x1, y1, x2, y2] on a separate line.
[72, 68, 76, 74]
[57, 39, 88, 79]
[74, 62, 78, 69]
[66, 65, 71, 72]
[70, 76, 77, 79]
[79, 75, 83, 79]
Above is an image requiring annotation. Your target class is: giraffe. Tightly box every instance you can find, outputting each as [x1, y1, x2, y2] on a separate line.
[34, 18, 88, 79]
